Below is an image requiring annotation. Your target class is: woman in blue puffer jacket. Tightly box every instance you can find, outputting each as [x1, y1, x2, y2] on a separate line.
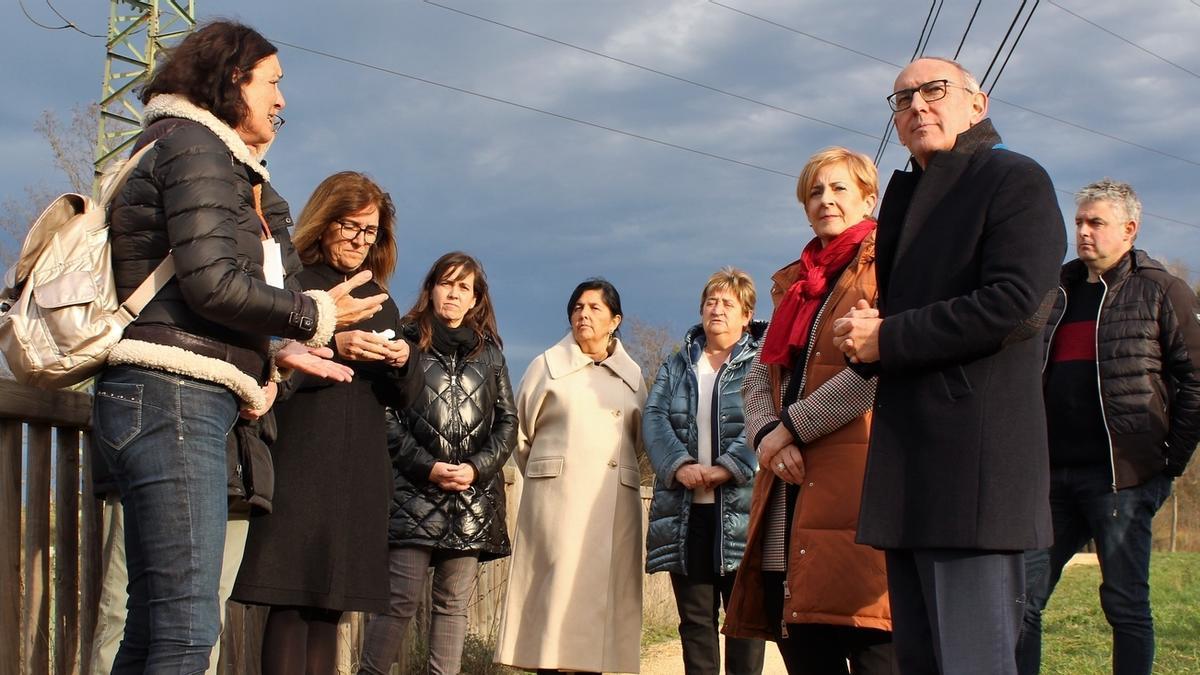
[644, 266, 767, 675]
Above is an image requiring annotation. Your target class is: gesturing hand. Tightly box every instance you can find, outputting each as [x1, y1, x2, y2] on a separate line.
[275, 341, 354, 382]
[328, 270, 388, 329]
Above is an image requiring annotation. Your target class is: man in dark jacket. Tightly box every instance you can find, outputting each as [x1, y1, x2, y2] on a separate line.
[1017, 179, 1200, 675]
[832, 57, 1066, 673]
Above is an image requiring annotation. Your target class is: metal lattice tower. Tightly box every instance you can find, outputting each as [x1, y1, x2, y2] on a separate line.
[94, 0, 195, 192]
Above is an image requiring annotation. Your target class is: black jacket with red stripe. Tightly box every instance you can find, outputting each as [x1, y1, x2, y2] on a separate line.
[1044, 248, 1200, 487]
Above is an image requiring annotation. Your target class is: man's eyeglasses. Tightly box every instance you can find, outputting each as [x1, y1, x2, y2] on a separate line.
[336, 220, 379, 244]
[887, 79, 969, 112]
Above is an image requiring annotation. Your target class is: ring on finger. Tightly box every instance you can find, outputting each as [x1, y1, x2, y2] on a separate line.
[777, 462, 785, 471]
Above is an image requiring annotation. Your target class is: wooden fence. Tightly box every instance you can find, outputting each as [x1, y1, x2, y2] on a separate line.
[0, 378, 97, 675]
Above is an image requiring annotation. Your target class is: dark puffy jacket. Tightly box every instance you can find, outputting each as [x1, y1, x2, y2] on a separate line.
[1044, 249, 1200, 487]
[110, 102, 323, 382]
[643, 321, 766, 575]
[387, 325, 518, 561]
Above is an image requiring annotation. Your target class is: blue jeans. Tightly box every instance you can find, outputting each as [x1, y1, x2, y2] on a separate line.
[1017, 465, 1173, 675]
[94, 365, 238, 674]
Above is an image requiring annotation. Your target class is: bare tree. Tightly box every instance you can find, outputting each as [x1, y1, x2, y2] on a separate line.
[0, 104, 98, 266]
[34, 103, 98, 195]
[622, 317, 678, 389]
[622, 316, 680, 485]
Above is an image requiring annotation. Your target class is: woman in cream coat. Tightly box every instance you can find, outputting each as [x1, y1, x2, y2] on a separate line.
[496, 278, 646, 675]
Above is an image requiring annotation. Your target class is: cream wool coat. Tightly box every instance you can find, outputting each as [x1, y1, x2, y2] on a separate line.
[495, 334, 647, 674]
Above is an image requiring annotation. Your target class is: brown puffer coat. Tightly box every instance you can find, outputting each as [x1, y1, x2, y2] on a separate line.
[724, 233, 890, 640]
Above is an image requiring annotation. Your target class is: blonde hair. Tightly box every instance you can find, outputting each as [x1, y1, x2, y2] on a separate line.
[796, 146, 879, 217]
[293, 171, 397, 282]
[700, 266, 756, 317]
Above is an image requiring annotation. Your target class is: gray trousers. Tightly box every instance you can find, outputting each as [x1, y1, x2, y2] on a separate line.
[885, 548, 1025, 675]
[358, 546, 479, 675]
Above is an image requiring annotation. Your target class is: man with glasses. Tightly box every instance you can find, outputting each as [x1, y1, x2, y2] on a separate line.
[832, 57, 1066, 673]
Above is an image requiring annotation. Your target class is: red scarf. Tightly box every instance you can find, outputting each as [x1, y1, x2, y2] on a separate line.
[760, 219, 876, 367]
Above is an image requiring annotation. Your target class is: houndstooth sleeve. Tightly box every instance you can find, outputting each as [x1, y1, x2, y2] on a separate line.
[781, 368, 877, 444]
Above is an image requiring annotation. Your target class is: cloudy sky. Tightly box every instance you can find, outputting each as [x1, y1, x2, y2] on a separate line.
[2, 0, 1198, 371]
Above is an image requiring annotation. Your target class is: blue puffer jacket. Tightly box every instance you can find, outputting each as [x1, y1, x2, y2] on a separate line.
[644, 321, 767, 575]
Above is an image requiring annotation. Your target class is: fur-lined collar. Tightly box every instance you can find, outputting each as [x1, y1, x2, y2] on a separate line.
[143, 93, 270, 182]
[544, 333, 643, 393]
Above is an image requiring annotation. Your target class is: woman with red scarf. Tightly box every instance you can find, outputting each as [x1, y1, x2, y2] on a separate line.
[723, 147, 895, 674]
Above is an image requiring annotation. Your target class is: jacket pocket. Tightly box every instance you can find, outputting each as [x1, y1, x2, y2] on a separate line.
[95, 382, 144, 454]
[526, 456, 564, 478]
[619, 466, 641, 489]
[939, 365, 973, 401]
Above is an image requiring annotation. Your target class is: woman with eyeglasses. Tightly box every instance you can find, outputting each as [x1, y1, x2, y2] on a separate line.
[232, 171, 421, 674]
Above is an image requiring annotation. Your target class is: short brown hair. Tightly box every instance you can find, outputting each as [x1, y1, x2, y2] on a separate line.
[700, 266, 756, 317]
[796, 146, 879, 214]
[140, 20, 277, 129]
[293, 171, 397, 282]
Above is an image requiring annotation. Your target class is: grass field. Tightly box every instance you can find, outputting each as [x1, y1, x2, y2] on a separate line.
[1039, 552, 1200, 674]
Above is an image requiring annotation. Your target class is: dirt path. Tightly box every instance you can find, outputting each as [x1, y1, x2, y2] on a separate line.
[640, 635, 787, 675]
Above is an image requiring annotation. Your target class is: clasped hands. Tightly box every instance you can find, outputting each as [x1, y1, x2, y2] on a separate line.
[757, 424, 805, 485]
[831, 299, 881, 364]
[674, 463, 733, 491]
[430, 461, 477, 492]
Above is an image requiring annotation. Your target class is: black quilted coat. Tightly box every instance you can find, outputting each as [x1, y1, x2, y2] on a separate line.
[387, 324, 518, 561]
[1044, 249, 1200, 487]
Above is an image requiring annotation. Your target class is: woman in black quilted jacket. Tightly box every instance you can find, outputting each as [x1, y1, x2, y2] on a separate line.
[358, 251, 518, 675]
[92, 21, 382, 671]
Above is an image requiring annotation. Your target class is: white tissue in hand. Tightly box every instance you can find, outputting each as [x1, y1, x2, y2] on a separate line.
[372, 329, 396, 340]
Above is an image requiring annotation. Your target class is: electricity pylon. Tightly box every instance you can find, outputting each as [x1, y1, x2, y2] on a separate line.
[93, 0, 195, 194]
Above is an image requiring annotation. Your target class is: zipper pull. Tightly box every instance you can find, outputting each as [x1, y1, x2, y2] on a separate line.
[780, 620, 789, 638]
[782, 579, 791, 599]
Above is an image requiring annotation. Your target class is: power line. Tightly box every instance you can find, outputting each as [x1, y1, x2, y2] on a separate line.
[874, 0, 943, 166]
[270, 39, 799, 180]
[708, 0, 901, 69]
[916, 0, 945, 58]
[954, 0, 984, 59]
[980, 0, 1029, 90]
[708, 1, 1200, 168]
[1046, 0, 1200, 79]
[422, 0, 893, 145]
[15, 0, 103, 37]
[43, 0, 104, 38]
[17, 0, 71, 30]
[988, 0, 1041, 95]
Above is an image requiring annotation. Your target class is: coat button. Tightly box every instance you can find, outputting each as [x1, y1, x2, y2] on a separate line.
[792, 611, 798, 618]
[608, 459, 617, 468]
[612, 409, 622, 417]
[799, 549, 806, 555]
[814, 351, 821, 358]
[808, 482, 814, 487]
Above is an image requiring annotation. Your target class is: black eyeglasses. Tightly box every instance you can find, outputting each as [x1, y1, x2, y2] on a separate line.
[336, 220, 379, 244]
[886, 79, 969, 112]
[271, 114, 286, 132]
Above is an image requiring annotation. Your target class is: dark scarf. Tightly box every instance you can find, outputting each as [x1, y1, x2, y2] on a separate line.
[760, 219, 876, 367]
[431, 318, 480, 357]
